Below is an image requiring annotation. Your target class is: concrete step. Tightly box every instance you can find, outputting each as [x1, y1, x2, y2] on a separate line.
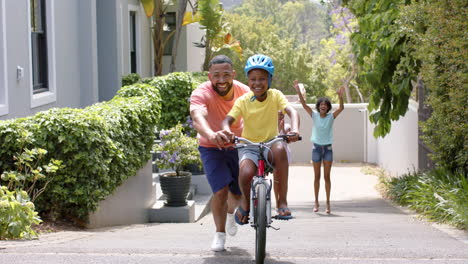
[149, 173, 212, 223]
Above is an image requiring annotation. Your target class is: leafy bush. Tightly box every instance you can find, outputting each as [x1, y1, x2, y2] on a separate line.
[0, 187, 41, 240]
[121, 73, 141, 87]
[190, 72, 208, 89]
[153, 124, 201, 176]
[1, 130, 63, 202]
[0, 83, 161, 223]
[381, 168, 468, 229]
[414, 0, 467, 173]
[142, 72, 193, 130]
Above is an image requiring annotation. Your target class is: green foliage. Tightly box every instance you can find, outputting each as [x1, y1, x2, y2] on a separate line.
[233, 0, 329, 51]
[142, 72, 194, 130]
[121, 73, 141, 87]
[381, 168, 468, 229]
[413, 0, 467, 172]
[225, 0, 330, 95]
[343, 0, 466, 170]
[224, 13, 315, 95]
[192, 0, 242, 70]
[343, 0, 417, 137]
[0, 187, 41, 240]
[0, 83, 161, 223]
[190, 71, 209, 89]
[153, 124, 201, 176]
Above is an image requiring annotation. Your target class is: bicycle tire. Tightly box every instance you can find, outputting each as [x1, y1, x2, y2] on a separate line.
[255, 183, 267, 264]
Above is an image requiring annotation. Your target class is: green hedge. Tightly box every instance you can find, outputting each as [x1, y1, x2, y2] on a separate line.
[0, 72, 209, 224]
[0, 83, 161, 223]
[141, 72, 205, 130]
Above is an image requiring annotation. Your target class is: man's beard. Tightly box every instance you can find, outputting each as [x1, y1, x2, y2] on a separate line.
[212, 82, 233, 96]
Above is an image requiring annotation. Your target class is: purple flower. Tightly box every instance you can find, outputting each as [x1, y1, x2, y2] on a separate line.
[159, 130, 171, 138]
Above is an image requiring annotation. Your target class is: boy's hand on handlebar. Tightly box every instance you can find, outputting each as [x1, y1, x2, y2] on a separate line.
[286, 131, 301, 143]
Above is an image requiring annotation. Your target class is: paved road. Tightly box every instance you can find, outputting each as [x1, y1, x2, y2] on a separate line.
[1, 163, 467, 264]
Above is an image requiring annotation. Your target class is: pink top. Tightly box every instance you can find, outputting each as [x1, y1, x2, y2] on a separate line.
[190, 80, 250, 148]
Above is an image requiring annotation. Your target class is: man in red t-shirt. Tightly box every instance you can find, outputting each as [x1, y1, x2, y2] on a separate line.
[190, 55, 250, 252]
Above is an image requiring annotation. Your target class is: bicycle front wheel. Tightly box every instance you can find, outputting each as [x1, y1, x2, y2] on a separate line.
[255, 183, 267, 264]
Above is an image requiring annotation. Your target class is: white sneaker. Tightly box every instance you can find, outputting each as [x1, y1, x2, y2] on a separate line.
[226, 213, 238, 236]
[211, 232, 226, 252]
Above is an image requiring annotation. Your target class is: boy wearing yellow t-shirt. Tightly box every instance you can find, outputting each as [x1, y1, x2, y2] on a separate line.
[221, 54, 300, 224]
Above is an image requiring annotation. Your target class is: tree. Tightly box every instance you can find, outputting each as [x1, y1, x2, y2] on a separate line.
[342, 0, 418, 137]
[170, 0, 189, 72]
[183, 0, 242, 70]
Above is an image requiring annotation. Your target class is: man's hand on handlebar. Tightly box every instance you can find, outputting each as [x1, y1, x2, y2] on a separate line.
[208, 130, 235, 150]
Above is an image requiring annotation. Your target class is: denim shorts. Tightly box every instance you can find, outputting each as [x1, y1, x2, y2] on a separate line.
[312, 144, 333, 162]
[198, 146, 241, 195]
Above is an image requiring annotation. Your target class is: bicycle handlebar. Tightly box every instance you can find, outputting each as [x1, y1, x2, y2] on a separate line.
[233, 134, 302, 149]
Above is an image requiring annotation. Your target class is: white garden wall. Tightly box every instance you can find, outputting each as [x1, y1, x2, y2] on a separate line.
[289, 101, 419, 177]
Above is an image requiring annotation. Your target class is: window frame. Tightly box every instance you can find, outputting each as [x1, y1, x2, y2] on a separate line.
[0, 0, 8, 116]
[29, 0, 56, 108]
[163, 12, 176, 56]
[128, 4, 141, 75]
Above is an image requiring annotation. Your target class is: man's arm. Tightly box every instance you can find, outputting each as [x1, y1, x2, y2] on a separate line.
[190, 109, 231, 149]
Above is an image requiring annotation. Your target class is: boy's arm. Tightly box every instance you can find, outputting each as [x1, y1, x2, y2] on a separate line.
[333, 86, 345, 119]
[191, 109, 231, 149]
[284, 105, 300, 142]
[293, 80, 313, 116]
[221, 115, 236, 142]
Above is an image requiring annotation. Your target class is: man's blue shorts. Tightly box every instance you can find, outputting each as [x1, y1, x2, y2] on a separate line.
[312, 143, 333, 162]
[198, 146, 241, 195]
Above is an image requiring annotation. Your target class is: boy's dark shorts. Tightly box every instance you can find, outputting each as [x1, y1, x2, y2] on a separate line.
[198, 146, 241, 195]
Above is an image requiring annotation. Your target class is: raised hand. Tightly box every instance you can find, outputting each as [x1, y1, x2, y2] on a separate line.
[337, 86, 345, 97]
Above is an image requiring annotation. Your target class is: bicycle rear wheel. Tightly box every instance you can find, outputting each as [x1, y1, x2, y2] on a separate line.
[255, 183, 267, 264]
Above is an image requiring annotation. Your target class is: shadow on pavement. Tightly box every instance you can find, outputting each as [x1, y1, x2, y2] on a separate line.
[290, 199, 407, 215]
[202, 247, 296, 264]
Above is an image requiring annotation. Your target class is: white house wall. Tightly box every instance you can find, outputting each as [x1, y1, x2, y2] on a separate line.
[366, 100, 419, 176]
[1, 0, 100, 120]
[161, 2, 205, 74]
[289, 101, 419, 177]
[186, 22, 204, 72]
[290, 104, 366, 164]
[98, 0, 152, 102]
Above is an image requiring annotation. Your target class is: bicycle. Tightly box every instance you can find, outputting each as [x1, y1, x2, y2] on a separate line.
[233, 134, 301, 264]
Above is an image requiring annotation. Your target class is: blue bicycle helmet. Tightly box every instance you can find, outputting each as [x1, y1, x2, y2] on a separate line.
[244, 54, 275, 87]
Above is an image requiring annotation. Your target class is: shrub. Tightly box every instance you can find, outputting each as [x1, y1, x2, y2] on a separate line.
[0, 187, 41, 240]
[121, 73, 141, 87]
[0, 83, 161, 223]
[381, 168, 468, 229]
[142, 72, 194, 130]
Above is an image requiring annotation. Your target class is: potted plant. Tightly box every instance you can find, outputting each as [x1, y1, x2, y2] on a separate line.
[181, 116, 204, 175]
[153, 124, 201, 206]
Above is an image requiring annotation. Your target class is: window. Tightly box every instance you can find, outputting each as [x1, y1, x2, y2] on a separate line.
[128, 5, 140, 74]
[30, 0, 48, 94]
[29, 0, 56, 108]
[129, 11, 137, 73]
[0, 0, 7, 116]
[163, 12, 176, 56]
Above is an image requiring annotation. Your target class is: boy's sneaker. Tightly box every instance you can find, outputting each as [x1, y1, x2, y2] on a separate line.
[210, 232, 226, 252]
[226, 213, 237, 236]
